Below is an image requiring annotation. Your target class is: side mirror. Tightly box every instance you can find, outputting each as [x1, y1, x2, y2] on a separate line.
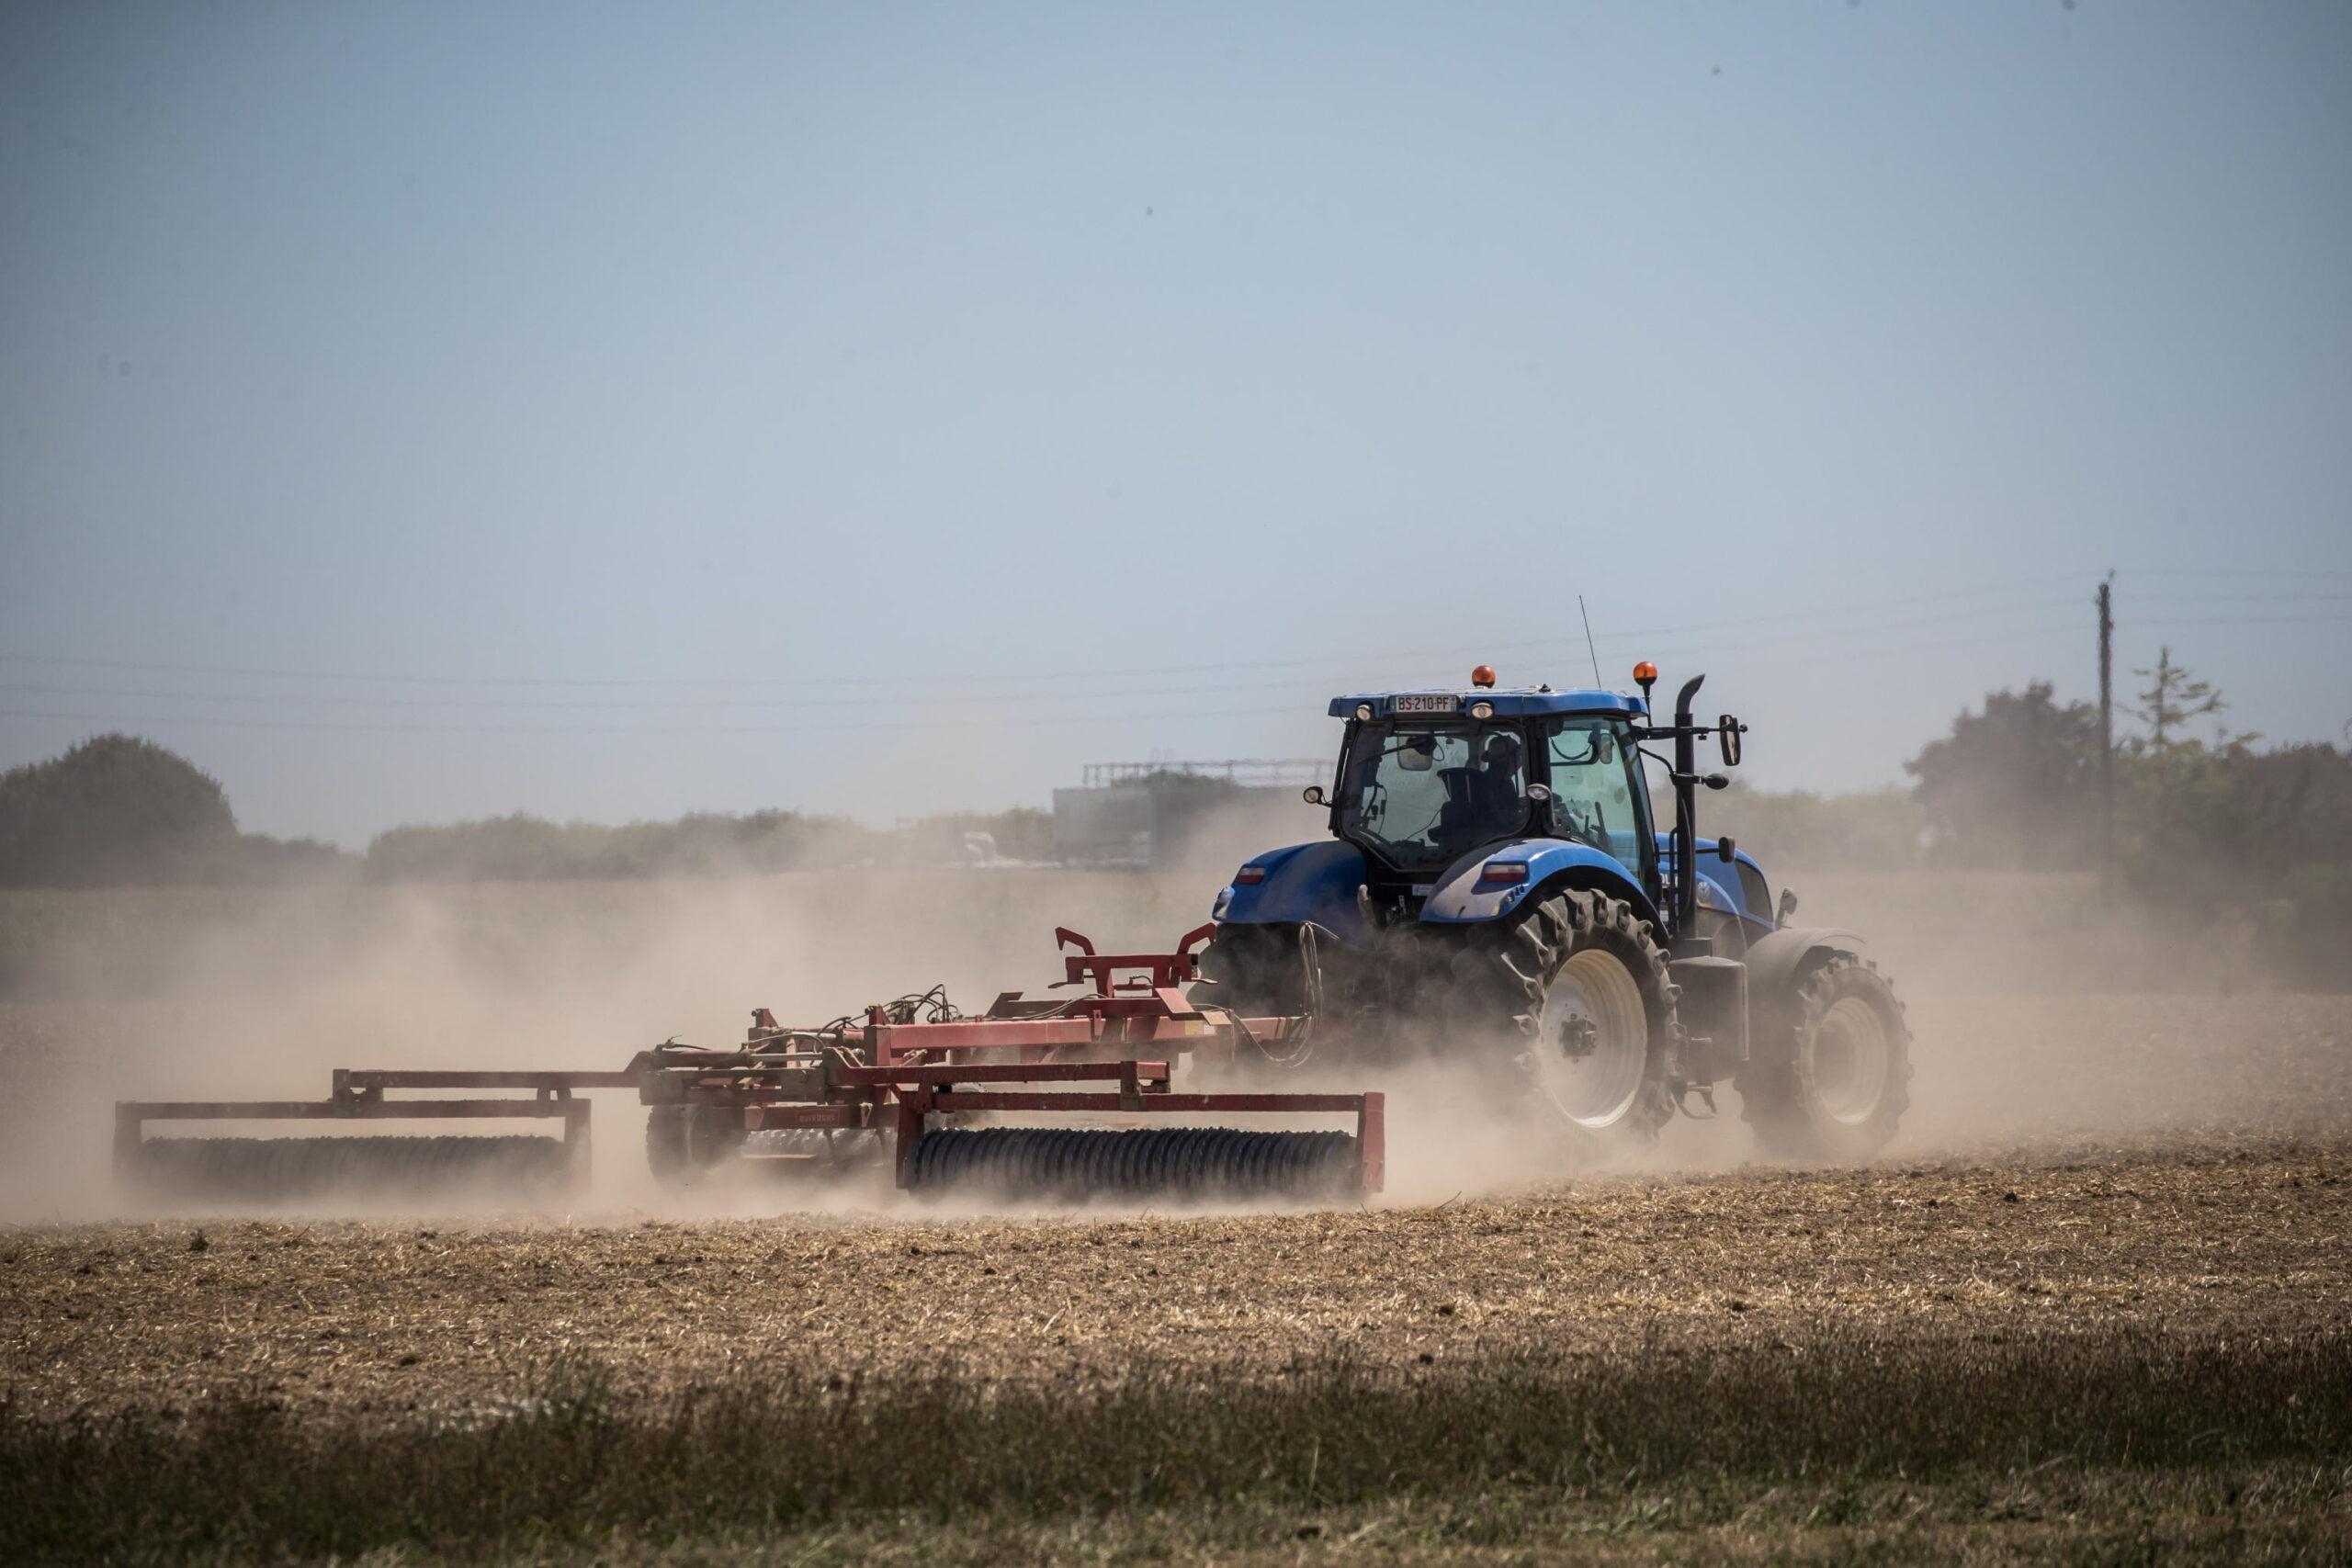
[1778, 887, 1799, 925]
[1716, 836, 1736, 863]
[1718, 716, 1745, 767]
[1301, 785, 1326, 806]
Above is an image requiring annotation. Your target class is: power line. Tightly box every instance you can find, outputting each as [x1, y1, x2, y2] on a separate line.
[0, 622, 2103, 740]
[0, 575, 2068, 694]
[4, 591, 2332, 739]
[2115, 568, 2352, 580]
[0, 702, 1314, 738]
[2119, 614, 2352, 629]
[2124, 592, 2352, 604]
[0, 570, 2331, 697]
[0, 601, 2089, 715]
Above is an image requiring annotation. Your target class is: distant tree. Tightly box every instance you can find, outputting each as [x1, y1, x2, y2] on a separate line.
[1905, 682, 2102, 868]
[2164, 742, 2352, 880]
[1699, 784, 1926, 872]
[230, 832, 359, 886]
[2131, 646, 2245, 754]
[0, 734, 239, 886]
[2126, 647, 2259, 830]
[364, 808, 877, 882]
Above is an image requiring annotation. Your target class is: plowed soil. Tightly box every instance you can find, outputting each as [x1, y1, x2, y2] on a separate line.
[5, 1134, 2349, 1426]
[3, 873, 2347, 1562]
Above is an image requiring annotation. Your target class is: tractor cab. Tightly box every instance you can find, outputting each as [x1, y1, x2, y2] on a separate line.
[1315, 674, 1657, 915]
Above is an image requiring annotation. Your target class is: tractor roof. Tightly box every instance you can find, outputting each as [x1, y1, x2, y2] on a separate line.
[1326, 687, 1646, 719]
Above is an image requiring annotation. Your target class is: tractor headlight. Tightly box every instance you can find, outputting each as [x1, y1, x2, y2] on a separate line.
[1470, 700, 1494, 720]
[1355, 703, 1374, 721]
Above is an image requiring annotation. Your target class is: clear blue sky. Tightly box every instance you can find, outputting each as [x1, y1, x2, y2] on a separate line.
[5, 1, 2348, 846]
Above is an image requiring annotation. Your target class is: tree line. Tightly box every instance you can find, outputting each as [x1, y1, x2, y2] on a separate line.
[6, 650, 2346, 963]
[0, 735, 1057, 886]
[0, 736, 346, 887]
[1705, 649, 2350, 981]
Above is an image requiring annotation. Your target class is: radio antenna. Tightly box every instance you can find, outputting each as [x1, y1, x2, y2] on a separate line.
[1577, 594, 1603, 686]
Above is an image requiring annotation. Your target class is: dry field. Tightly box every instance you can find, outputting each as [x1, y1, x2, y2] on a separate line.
[7, 1134, 2349, 1419]
[2, 869, 2348, 1562]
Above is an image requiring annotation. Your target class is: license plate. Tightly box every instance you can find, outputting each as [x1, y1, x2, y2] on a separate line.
[1393, 694, 1460, 714]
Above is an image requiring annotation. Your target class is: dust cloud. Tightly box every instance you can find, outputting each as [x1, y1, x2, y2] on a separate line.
[0, 862, 1212, 1222]
[1, 856, 2343, 1224]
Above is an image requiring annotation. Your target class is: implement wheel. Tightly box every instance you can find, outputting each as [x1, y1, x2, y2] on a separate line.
[1444, 889, 1678, 1150]
[644, 1104, 747, 1190]
[1740, 952, 1912, 1161]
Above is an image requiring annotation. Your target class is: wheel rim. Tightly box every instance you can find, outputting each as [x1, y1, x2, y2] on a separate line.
[1814, 995, 1891, 1125]
[1531, 948, 1650, 1128]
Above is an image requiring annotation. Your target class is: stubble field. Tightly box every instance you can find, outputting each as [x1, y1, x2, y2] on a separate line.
[1, 868, 2346, 1562]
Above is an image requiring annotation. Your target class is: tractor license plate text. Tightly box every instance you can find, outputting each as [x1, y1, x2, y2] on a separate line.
[1393, 694, 1460, 714]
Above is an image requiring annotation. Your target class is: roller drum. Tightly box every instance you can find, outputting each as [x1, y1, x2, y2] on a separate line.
[902, 1125, 1359, 1201]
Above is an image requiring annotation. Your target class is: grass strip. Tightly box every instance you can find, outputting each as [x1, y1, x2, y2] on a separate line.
[5, 1326, 2346, 1562]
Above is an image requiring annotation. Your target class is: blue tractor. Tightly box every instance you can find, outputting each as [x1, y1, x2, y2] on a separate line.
[1199, 664, 1911, 1159]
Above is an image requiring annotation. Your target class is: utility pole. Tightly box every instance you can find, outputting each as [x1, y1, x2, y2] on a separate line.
[2097, 573, 2114, 872]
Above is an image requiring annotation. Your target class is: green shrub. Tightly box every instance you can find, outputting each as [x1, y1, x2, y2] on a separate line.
[0, 735, 238, 887]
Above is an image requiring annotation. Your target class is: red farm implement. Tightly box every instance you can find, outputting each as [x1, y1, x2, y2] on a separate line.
[113, 927, 1382, 1207]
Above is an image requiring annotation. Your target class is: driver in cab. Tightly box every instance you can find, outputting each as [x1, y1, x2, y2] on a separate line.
[1469, 729, 1525, 839]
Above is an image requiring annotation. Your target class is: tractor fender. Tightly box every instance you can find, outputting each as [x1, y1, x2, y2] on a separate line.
[1418, 840, 1661, 929]
[1211, 840, 1371, 942]
[1741, 926, 1866, 1000]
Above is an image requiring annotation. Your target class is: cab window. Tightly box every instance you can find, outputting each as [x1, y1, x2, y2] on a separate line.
[1337, 721, 1529, 869]
[1541, 718, 1652, 885]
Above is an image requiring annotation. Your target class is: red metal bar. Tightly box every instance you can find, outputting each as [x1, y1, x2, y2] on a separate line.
[340, 1069, 644, 1091]
[924, 1091, 1374, 1115]
[745, 1103, 867, 1131]
[982, 995, 1064, 1020]
[869, 1018, 1101, 1065]
[1151, 987, 1203, 1018]
[892, 1092, 925, 1188]
[838, 1060, 1172, 1089]
[119, 1099, 581, 1121]
[1081, 996, 1198, 1020]
[1055, 925, 1220, 993]
[1357, 1091, 1385, 1193]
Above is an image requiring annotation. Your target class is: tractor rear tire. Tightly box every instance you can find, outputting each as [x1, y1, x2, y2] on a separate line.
[1442, 889, 1679, 1152]
[1193, 922, 1307, 1019]
[1740, 953, 1911, 1161]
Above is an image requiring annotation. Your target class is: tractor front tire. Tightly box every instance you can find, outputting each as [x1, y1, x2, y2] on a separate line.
[1740, 953, 1912, 1161]
[1443, 889, 1679, 1152]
